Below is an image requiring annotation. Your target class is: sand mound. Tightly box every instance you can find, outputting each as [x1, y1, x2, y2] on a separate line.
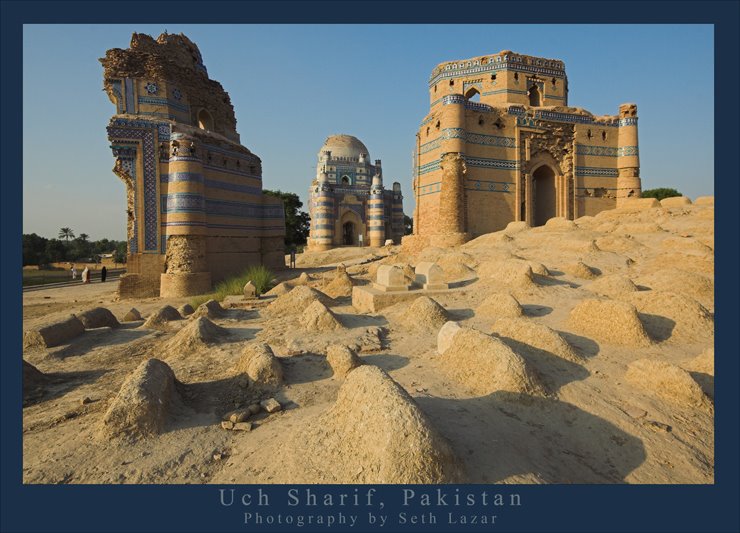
[594, 235, 643, 253]
[142, 305, 182, 328]
[264, 281, 294, 297]
[625, 359, 710, 409]
[77, 307, 120, 329]
[694, 196, 714, 206]
[636, 269, 714, 310]
[439, 326, 545, 396]
[234, 343, 284, 387]
[683, 347, 714, 375]
[98, 359, 181, 440]
[491, 317, 582, 363]
[299, 300, 344, 332]
[660, 196, 692, 207]
[543, 217, 578, 231]
[178, 304, 194, 317]
[24, 360, 50, 402]
[562, 261, 598, 280]
[326, 344, 363, 378]
[193, 299, 225, 319]
[264, 286, 332, 318]
[162, 317, 229, 355]
[401, 296, 449, 330]
[584, 274, 638, 298]
[23, 315, 85, 349]
[291, 365, 463, 483]
[122, 308, 142, 322]
[659, 237, 713, 254]
[527, 261, 550, 276]
[475, 292, 523, 319]
[623, 291, 713, 341]
[569, 299, 652, 346]
[323, 270, 355, 298]
[613, 222, 664, 235]
[296, 272, 311, 285]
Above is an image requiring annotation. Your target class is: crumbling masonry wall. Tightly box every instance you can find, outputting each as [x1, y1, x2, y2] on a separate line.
[102, 32, 285, 298]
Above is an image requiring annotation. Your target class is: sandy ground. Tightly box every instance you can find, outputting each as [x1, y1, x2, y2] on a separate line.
[22, 203, 714, 484]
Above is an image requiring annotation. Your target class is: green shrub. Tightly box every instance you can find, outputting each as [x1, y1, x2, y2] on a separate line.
[190, 292, 217, 309]
[641, 188, 681, 201]
[189, 265, 275, 307]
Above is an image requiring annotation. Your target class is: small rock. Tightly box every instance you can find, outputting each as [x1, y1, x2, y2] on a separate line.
[221, 421, 234, 430]
[213, 452, 223, 461]
[229, 411, 250, 424]
[233, 422, 252, 432]
[248, 404, 261, 415]
[260, 398, 282, 413]
[81, 397, 93, 405]
[244, 280, 257, 299]
[645, 420, 672, 433]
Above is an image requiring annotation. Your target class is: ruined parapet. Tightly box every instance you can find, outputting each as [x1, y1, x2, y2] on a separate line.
[101, 32, 285, 298]
[616, 103, 642, 207]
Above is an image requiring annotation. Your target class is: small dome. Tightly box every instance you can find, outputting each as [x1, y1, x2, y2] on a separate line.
[319, 134, 370, 161]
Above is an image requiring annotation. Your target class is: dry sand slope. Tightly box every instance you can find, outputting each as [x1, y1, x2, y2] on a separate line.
[22, 201, 714, 484]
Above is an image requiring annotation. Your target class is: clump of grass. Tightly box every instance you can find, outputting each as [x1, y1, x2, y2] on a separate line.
[189, 265, 275, 308]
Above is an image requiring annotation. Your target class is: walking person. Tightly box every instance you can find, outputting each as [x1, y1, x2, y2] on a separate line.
[81, 266, 90, 284]
[289, 247, 296, 269]
[101, 265, 107, 283]
[71, 265, 77, 280]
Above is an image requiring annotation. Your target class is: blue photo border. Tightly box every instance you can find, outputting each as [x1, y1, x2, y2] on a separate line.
[2, 1, 738, 532]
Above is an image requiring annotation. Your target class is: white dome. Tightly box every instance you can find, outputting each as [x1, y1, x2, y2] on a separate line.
[319, 134, 370, 160]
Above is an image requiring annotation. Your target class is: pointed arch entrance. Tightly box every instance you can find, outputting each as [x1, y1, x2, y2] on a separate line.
[532, 165, 557, 226]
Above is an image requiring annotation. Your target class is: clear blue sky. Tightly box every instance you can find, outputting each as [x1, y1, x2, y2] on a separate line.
[23, 24, 714, 241]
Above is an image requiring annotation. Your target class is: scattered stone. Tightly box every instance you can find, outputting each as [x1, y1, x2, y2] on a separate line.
[98, 359, 180, 440]
[81, 397, 93, 405]
[350, 326, 385, 353]
[23, 315, 85, 349]
[475, 292, 523, 319]
[299, 300, 344, 332]
[287, 365, 463, 483]
[234, 343, 284, 387]
[248, 403, 261, 415]
[122, 308, 142, 322]
[178, 303, 195, 317]
[569, 299, 652, 347]
[213, 452, 223, 461]
[260, 398, 282, 413]
[233, 422, 252, 431]
[326, 344, 363, 378]
[626, 359, 710, 409]
[221, 421, 234, 430]
[384, 239, 394, 246]
[491, 317, 582, 363]
[645, 420, 672, 433]
[76, 307, 120, 329]
[439, 326, 545, 396]
[437, 321, 462, 355]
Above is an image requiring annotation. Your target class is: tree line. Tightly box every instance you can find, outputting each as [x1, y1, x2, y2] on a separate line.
[23, 228, 127, 267]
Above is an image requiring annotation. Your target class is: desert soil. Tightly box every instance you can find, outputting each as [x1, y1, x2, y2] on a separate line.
[22, 202, 714, 484]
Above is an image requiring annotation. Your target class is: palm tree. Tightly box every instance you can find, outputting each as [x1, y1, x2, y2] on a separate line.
[58, 227, 75, 242]
[77, 233, 89, 242]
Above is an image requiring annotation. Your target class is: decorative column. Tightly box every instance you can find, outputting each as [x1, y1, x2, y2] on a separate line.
[159, 134, 212, 297]
[616, 103, 642, 207]
[367, 173, 386, 247]
[310, 166, 335, 251]
[391, 182, 404, 244]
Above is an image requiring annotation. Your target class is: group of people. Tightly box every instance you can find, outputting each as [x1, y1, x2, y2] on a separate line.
[70, 265, 107, 284]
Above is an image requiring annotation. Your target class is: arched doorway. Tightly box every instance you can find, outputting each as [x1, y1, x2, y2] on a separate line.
[528, 85, 542, 107]
[532, 165, 557, 226]
[343, 221, 355, 245]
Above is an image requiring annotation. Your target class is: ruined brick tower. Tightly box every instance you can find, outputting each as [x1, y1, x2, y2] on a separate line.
[101, 32, 285, 298]
[408, 50, 642, 249]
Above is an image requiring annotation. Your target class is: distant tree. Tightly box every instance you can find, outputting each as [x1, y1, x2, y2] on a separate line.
[403, 215, 413, 236]
[641, 188, 681, 201]
[263, 189, 310, 248]
[58, 227, 75, 242]
[23, 233, 48, 265]
[77, 233, 89, 242]
[43, 239, 67, 264]
[113, 241, 127, 264]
